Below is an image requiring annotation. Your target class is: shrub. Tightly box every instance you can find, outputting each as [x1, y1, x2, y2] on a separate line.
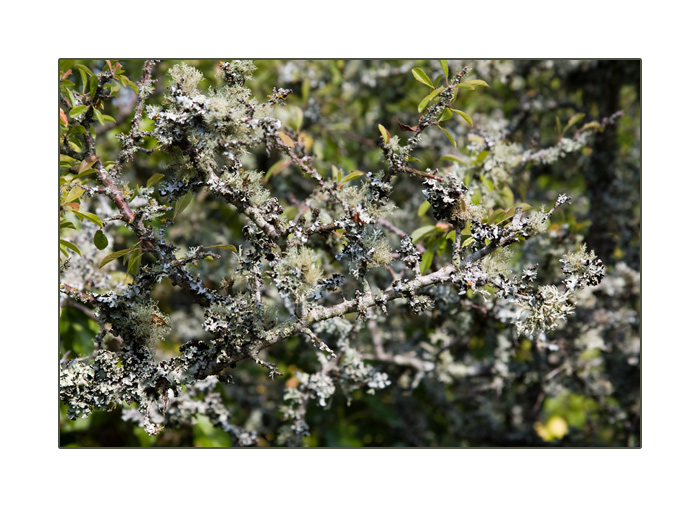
[59, 59, 639, 447]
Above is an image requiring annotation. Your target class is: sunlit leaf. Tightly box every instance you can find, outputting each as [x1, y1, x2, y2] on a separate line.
[418, 86, 445, 113]
[440, 60, 449, 80]
[341, 170, 365, 184]
[411, 225, 437, 243]
[451, 109, 473, 127]
[458, 79, 489, 89]
[378, 124, 390, 144]
[60, 239, 81, 256]
[68, 208, 103, 228]
[69, 106, 88, 118]
[411, 68, 434, 88]
[279, 132, 296, 148]
[64, 186, 84, 203]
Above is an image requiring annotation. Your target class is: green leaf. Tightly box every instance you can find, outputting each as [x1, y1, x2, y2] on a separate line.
[438, 126, 456, 148]
[439, 108, 453, 122]
[419, 248, 434, 275]
[94, 229, 108, 250]
[579, 121, 601, 132]
[89, 74, 98, 98]
[341, 170, 365, 184]
[488, 209, 507, 225]
[476, 150, 489, 164]
[458, 79, 489, 89]
[60, 219, 77, 230]
[78, 155, 98, 174]
[451, 109, 473, 127]
[64, 88, 77, 109]
[173, 191, 193, 219]
[102, 114, 115, 123]
[378, 124, 390, 144]
[480, 175, 494, 193]
[99, 244, 139, 269]
[411, 68, 434, 88]
[68, 208, 103, 228]
[70, 125, 87, 135]
[418, 86, 446, 113]
[440, 60, 449, 80]
[60, 60, 75, 73]
[93, 108, 104, 125]
[60, 239, 81, 256]
[73, 64, 93, 76]
[64, 186, 84, 203]
[204, 244, 238, 252]
[146, 173, 165, 188]
[471, 188, 481, 205]
[125, 79, 139, 95]
[411, 225, 436, 243]
[498, 185, 515, 209]
[417, 200, 431, 217]
[406, 156, 421, 162]
[491, 203, 533, 225]
[127, 249, 143, 276]
[562, 112, 586, 136]
[78, 68, 88, 93]
[69, 106, 88, 118]
[440, 155, 468, 165]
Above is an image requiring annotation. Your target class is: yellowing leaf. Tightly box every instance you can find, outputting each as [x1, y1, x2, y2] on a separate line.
[378, 124, 390, 144]
[203, 244, 238, 252]
[459, 79, 489, 88]
[278, 132, 295, 148]
[64, 186, 84, 203]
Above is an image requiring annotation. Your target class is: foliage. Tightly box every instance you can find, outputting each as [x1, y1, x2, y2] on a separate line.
[59, 59, 640, 447]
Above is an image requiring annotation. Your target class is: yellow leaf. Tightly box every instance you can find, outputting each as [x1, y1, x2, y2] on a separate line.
[279, 132, 295, 148]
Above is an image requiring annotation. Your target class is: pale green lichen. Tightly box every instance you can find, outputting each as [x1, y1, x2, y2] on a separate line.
[368, 237, 393, 268]
[274, 247, 324, 293]
[516, 285, 575, 338]
[125, 300, 171, 345]
[526, 205, 550, 235]
[479, 247, 513, 278]
[221, 169, 271, 207]
[168, 63, 203, 95]
[562, 244, 597, 276]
